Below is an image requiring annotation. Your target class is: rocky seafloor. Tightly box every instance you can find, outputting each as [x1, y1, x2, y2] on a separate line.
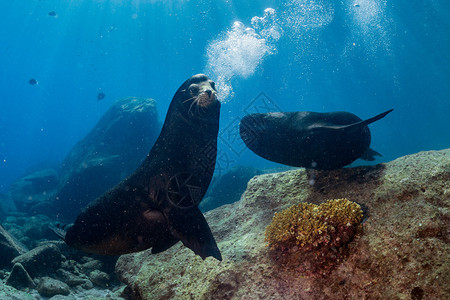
[1, 149, 449, 299]
[115, 149, 450, 300]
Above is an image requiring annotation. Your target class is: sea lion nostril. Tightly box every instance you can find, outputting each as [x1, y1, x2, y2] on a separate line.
[205, 90, 212, 97]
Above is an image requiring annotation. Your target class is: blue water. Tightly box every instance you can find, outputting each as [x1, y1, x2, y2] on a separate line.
[0, 0, 449, 193]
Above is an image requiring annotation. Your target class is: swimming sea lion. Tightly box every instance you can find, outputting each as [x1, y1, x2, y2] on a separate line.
[239, 109, 393, 170]
[55, 74, 222, 261]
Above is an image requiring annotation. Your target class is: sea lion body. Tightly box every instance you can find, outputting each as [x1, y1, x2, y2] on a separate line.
[60, 74, 222, 260]
[239, 109, 393, 170]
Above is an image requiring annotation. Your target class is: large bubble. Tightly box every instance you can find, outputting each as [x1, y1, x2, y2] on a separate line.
[204, 8, 282, 102]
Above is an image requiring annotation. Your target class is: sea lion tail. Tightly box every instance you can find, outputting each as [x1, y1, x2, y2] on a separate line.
[360, 148, 382, 161]
[359, 109, 394, 127]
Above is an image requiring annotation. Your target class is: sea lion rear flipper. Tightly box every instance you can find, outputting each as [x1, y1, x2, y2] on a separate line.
[360, 148, 382, 161]
[164, 207, 222, 261]
[323, 109, 394, 130]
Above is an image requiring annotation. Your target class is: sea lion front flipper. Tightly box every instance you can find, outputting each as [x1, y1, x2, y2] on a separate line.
[164, 207, 222, 261]
[360, 148, 382, 161]
[151, 236, 179, 254]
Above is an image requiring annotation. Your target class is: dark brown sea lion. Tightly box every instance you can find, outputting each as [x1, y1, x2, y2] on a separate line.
[55, 74, 222, 260]
[239, 109, 393, 170]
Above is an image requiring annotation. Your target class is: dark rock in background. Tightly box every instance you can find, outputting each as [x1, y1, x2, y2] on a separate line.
[10, 169, 58, 215]
[5, 263, 36, 290]
[89, 270, 111, 287]
[2, 214, 56, 249]
[54, 97, 159, 220]
[12, 244, 62, 278]
[55, 269, 86, 287]
[0, 225, 27, 269]
[0, 97, 153, 299]
[200, 165, 262, 212]
[0, 193, 9, 220]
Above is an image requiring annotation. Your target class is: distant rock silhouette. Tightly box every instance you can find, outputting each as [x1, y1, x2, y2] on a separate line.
[54, 97, 160, 220]
[0, 193, 7, 220]
[10, 169, 59, 215]
[0, 225, 28, 269]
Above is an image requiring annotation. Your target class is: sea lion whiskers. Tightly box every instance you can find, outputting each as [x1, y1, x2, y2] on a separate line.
[185, 92, 212, 116]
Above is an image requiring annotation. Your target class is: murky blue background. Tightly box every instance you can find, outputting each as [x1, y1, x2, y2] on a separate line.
[1, 0, 449, 192]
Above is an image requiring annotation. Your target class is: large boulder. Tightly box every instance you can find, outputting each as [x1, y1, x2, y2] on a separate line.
[10, 169, 59, 215]
[5, 263, 36, 290]
[54, 97, 159, 220]
[0, 225, 27, 269]
[12, 244, 62, 278]
[116, 149, 450, 300]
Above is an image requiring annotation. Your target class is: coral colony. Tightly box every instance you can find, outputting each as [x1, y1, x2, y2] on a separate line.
[265, 198, 363, 275]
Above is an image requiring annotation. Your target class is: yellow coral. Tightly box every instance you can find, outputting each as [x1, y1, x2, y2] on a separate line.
[265, 198, 363, 251]
[320, 198, 363, 225]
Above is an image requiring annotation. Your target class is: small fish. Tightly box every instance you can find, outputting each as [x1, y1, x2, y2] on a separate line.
[97, 92, 105, 101]
[29, 78, 38, 85]
[48, 11, 57, 17]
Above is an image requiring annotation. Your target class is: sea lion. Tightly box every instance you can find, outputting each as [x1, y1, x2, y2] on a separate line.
[54, 74, 222, 261]
[239, 109, 393, 170]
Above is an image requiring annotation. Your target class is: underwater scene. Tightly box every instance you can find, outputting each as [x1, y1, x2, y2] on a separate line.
[0, 0, 449, 299]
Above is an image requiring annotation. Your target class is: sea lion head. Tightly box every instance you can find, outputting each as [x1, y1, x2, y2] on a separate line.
[174, 74, 220, 121]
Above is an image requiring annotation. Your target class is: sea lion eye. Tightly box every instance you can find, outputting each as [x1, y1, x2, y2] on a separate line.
[210, 81, 216, 90]
[189, 84, 200, 95]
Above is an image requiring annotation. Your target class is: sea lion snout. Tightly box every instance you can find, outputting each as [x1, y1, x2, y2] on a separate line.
[188, 80, 217, 108]
[180, 74, 219, 118]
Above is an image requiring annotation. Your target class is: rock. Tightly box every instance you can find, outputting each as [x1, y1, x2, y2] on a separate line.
[0, 283, 36, 299]
[55, 269, 86, 287]
[12, 244, 62, 278]
[0, 225, 27, 268]
[89, 270, 111, 287]
[10, 168, 59, 214]
[48, 295, 76, 300]
[116, 149, 450, 299]
[5, 263, 36, 290]
[60, 260, 82, 274]
[200, 165, 262, 212]
[37, 277, 70, 298]
[54, 97, 159, 220]
[80, 279, 94, 290]
[80, 259, 103, 274]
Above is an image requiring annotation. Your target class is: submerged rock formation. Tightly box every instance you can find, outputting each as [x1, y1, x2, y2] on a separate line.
[0, 225, 27, 269]
[116, 149, 450, 299]
[54, 97, 159, 220]
[10, 168, 59, 215]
